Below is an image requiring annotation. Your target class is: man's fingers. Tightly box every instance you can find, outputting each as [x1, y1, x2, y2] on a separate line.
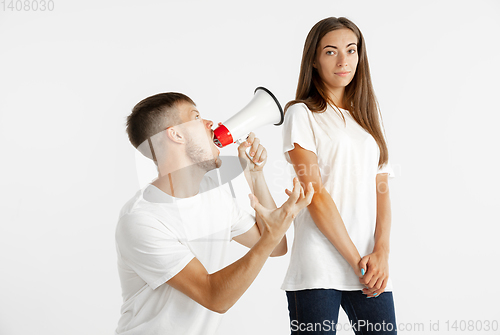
[285, 180, 313, 199]
[257, 148, 267, 163]
[281, 178, 302, 215]
[281, 180, 314, 218]
[253, 145, 264, 163]
[248, 193, 267, 218]
[289, 178, 302, 202]
[304, 182, 314, 204]
[249, 138, 261, 158]
[296, 182, 314, 208]
[246, 132, 255, 144]
[237, 141, 247, 154]
[248, 193, 258, 209]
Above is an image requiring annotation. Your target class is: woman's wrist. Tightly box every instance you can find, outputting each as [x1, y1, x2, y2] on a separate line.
[373, 241, 390, 255]
[346, 249, 362, 270]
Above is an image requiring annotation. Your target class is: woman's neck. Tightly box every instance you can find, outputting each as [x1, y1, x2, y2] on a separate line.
[327, 86, 345, 109]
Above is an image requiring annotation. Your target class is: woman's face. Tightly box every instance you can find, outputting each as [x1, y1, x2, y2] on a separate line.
[314, 28, 359, 94]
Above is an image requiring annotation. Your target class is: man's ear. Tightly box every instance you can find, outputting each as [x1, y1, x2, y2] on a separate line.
[165, 126, 184, 144]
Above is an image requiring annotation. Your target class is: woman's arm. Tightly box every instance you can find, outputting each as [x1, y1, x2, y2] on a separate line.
[288, 144, 363, 276]
[374, 173, 392, 253]
[359, 173, 391, 297]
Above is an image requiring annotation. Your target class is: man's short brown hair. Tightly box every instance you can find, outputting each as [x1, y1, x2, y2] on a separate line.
[126, 92, 195, 149]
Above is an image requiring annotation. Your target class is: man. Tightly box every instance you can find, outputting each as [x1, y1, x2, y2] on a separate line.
[115, 92, 313, 334]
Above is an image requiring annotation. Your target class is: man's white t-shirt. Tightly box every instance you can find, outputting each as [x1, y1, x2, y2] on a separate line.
[115, 174, 255, 335]
[281, 103, 394, 292]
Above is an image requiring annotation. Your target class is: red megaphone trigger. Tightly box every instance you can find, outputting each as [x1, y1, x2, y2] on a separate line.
[213, 124, 233, 148]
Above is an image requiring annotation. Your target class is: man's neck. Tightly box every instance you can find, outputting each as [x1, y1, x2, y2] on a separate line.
[152, 164, 206, 198]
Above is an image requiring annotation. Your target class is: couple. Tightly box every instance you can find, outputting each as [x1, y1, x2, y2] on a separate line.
[115, 17, 397, 335]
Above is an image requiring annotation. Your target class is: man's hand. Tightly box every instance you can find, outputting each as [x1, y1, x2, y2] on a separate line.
[166, 178, 313, 314]
[249, 177, 314, 244]
[237, 132, 266, 172]
[358, 249, 390, 297]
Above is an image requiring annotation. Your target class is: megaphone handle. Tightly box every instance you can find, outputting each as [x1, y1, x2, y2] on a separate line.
[235, 138, 263, 166]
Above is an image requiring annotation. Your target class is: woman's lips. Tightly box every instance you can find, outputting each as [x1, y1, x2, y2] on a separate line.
[335, 72, 350, 77]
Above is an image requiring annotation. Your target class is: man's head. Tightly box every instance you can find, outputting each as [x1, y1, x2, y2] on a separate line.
[126, 92, 191, 149]
[126, 92, 221, 173]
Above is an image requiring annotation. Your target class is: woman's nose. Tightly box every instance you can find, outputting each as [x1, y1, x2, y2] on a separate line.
[337, 53, 348, 67]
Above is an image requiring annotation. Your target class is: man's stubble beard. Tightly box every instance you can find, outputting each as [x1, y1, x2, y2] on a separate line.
[185, 134, 222, 172]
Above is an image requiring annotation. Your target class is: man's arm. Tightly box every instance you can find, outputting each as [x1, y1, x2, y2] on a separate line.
[167, 178, 313, 314]
[234, 171, 287, 256]
[233, 133, 287, 256]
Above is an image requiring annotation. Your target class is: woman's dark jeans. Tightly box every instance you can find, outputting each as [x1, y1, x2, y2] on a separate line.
[286, 289, 397, 334]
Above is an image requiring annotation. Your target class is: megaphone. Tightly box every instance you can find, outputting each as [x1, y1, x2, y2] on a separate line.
[213, 87, 284, 153]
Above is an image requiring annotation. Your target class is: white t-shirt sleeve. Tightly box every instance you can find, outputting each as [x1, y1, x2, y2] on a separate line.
[377, 160, 395, 178]
[377, 121, 395, 178]
[228, 195, 255, 240]
[116, 214, 195, 290]
[282, 104, 317, 163]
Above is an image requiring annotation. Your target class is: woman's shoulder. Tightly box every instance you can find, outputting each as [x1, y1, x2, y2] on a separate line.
[285, 102, 313, 119]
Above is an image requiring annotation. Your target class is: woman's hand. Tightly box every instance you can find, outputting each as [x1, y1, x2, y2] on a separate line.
[237, 132, 266, 172]
[358, 249, 390, 297]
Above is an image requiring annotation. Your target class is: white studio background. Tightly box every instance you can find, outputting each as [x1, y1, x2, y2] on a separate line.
[1, 0, 499, 334]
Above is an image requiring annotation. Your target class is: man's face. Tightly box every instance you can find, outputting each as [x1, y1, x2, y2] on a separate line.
[176, 101, 222, 171]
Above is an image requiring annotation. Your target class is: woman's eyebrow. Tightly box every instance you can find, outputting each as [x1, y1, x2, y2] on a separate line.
[323, 42, 357, 49]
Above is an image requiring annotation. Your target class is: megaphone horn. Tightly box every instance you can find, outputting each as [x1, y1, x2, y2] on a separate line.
[213, 87, 284, 149]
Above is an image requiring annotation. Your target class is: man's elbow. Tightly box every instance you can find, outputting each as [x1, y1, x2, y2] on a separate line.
[203, 283, 234, 314]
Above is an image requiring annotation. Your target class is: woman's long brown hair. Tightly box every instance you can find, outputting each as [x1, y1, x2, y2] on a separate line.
[285, 17, 388, 168]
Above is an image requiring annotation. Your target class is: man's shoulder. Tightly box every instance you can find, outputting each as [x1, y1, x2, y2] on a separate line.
[115, 202, 178, 248]
[118, 189, 142, 218]
[116, 187, 166, 232]
[117, 187, 158, 219]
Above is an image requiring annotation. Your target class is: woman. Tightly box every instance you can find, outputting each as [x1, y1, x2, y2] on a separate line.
[282, 17, 397, 334]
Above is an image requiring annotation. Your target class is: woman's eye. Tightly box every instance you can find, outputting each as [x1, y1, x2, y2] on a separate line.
[348, 49, 356, 54]
[326, 50, 335, 55]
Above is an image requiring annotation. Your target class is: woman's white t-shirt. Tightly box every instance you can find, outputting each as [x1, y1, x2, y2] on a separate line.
[281, 103, 394, 291]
